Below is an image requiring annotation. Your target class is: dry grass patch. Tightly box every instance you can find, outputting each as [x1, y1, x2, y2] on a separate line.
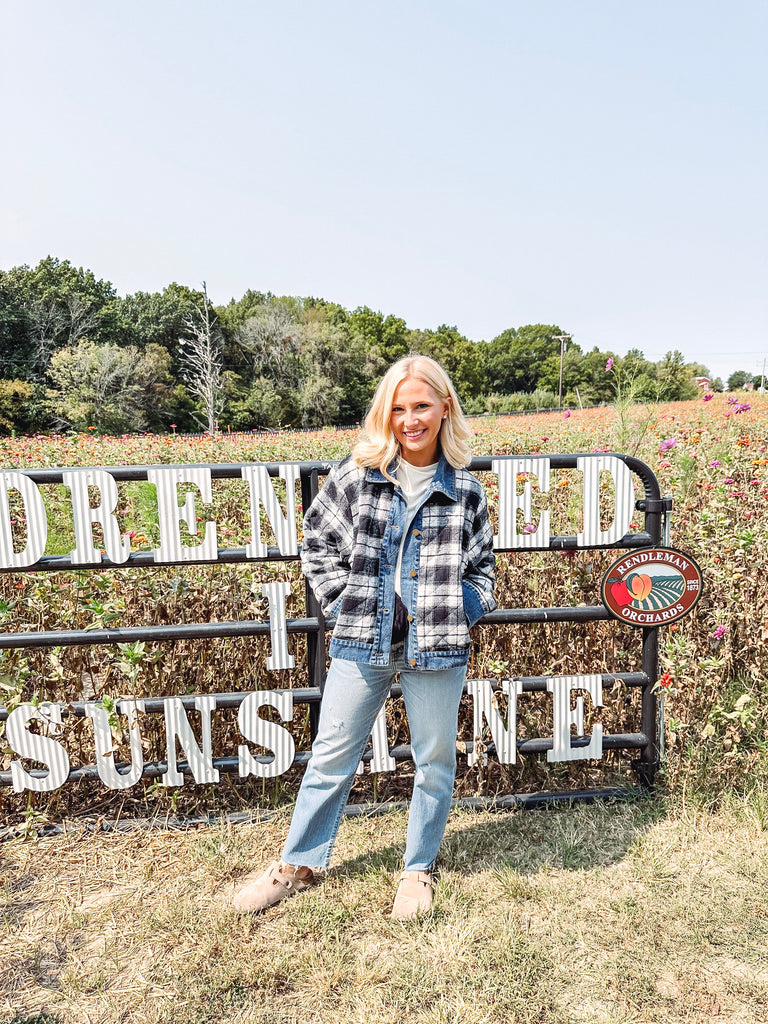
[2, 799, 768, 1024]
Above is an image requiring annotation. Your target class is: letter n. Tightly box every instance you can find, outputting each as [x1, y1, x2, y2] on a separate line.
[466, 678, 522, 766]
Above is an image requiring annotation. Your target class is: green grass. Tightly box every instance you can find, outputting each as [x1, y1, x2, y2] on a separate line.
[2, 796, 768, 1024]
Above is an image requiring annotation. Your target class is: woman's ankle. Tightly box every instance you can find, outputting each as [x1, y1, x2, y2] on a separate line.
[279, 861, 314, 881]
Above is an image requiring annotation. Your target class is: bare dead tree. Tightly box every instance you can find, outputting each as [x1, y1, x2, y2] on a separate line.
[236, 302, 302, 386]
[178, 282, 224, 433]
[26, 298, 67, 379]
[65, 293, 99, 344]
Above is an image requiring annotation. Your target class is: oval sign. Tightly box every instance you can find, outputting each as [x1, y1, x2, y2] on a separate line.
[601, 547, 703, 627]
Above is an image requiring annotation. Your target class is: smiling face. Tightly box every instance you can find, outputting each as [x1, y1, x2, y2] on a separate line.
[390, 377, 450, 466]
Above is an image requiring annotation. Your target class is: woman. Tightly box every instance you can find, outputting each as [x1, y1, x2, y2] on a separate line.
[233, 355, 496, 919]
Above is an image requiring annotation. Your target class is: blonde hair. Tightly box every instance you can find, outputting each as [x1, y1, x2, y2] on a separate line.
[352, 355, 473, 480]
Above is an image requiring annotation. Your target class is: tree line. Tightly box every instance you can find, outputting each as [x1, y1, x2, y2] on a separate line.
[0, 256, 718, 436]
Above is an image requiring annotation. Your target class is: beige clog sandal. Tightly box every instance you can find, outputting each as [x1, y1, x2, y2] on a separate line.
[232, 861, 315, 913]
[390, 869, 434, 920]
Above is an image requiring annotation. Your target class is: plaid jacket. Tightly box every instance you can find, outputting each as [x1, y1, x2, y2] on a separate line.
[301, 454, 496, 668]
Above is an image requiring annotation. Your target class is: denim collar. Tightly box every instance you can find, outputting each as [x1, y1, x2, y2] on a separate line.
[364, 452, 457, 502]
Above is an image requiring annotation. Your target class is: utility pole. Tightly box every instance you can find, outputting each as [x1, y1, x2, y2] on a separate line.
[553, 334, 572, 410]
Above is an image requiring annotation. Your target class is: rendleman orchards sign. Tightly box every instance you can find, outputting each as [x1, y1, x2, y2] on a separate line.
[0, 455, 684, 798]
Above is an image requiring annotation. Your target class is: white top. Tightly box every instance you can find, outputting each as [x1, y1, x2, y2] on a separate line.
[394, 459, 438, 597]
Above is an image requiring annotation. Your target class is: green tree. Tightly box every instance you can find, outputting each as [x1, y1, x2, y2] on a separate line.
[0, 380, 36, 433]
[47, 340, 173, 433]
[485, 325, 571, 394]
[347, 307, 409, 366]
[216, 289, 271, 335]
[536, 344, 588, 400]
[655, 350, 699, 401]
[408, 325, 486, 401]
[727, 369, 754, 391]
[298, 312, 376, 426]
[1, 256, 119, 378]
[0, 287, 30, 378]
[115, 287, 193, 351]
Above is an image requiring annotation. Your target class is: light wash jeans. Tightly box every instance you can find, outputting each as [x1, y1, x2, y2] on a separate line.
[282, 650, 467, 872]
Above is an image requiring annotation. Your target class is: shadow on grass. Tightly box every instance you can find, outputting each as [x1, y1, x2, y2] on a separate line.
[330, 794, 667, 883]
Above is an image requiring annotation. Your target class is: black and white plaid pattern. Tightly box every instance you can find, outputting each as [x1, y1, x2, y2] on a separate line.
[301, 456, 496, 660]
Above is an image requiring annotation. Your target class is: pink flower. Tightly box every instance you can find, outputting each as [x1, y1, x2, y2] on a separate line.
[563, 409, 571, 419]
[709, 460, 721, 467]
[522, 523, 537, 533]
[605, 357, 614, 372]
[711, 625, 727, 640]
[703, 394, 713, 402]
[659, 438, 677, 452]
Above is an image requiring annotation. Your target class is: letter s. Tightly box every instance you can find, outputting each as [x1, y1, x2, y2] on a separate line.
[7, 703, 70, 793]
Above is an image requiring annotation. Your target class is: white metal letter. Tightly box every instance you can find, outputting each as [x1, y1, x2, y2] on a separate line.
[547, 674, 603, 762]
[84, 699, 146, 789]
[63, 469, 131, 564]
[162, 694, 220, 786]
[242, 464, 300, 558]
[237, 690, 296, 778]
[576, 456, 634, 547]
[261, 581, 295, 669]
[0, 472, 48, 569]
[492, 458, 550, 549]
[467, 678, 523, 766]
[148, 467, 218, 563]
[7, 703, 70, 793]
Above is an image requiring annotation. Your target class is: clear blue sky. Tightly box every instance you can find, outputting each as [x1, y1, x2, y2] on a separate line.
[3, 0, 766, 385]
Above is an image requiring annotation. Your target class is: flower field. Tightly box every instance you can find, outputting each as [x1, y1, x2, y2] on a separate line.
[1, 391, 766, 826]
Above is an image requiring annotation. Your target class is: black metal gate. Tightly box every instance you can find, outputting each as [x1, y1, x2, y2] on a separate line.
[0, 453, 668, 816]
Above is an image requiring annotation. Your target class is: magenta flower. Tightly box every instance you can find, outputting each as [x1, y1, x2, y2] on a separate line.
[736, 403, 751, 414]
[659, 438, 678, 452]
[522, 523, 537, 533]
[605, 357, 614, 372]
[711, 625, 727, 640]
[709, 460, 721, 467]
[563, 409, 571, 418]
[703, 394, 713, 402]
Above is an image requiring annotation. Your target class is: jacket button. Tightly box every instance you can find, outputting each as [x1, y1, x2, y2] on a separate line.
[410, 569, 417, 577]
[409, 659, 416, 667]
[407, 614, 413, 622]
[413, 529, 420, 537]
